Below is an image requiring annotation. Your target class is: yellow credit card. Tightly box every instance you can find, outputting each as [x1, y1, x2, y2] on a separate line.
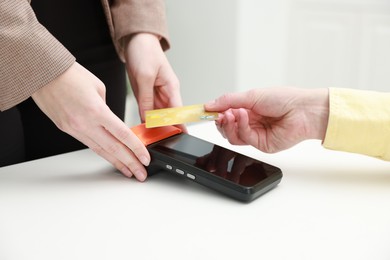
[145, 104, 218, 128]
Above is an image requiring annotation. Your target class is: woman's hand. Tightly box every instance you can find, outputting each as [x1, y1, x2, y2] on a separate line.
[205, 87, 329, 153]
[32, 62, 150, 181]
[124, 33, 183, 120]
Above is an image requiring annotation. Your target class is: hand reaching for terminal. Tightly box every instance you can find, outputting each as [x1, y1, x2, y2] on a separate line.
[32, 62, 150, 181]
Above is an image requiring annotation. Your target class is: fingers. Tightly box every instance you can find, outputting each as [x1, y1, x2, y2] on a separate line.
[75, 133, 134, 178]
[69, 113, 149, 182]
[134, 72, 155, 122]
[235, 108, 253, 145]
[135, 57, 182, 121]
[205, 91, 253, 112]
[103, 113, 150, 164]
[217, 109, 248, 146]
[125, 33, 184, 126]
[32, 62, 151, 181]
[175, 124, 188, 133]
[100, 113, 151, 181]
[154, 62, 182, 105]
[219, 109, 236, 141]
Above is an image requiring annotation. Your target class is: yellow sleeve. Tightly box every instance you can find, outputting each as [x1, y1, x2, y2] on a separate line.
[323, 88, 390, 160]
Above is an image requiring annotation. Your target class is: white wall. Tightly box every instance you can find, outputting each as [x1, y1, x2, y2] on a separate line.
[286, 0, 390, 91]
[126, 0, 390, 125]
[165, 0, 390, 105]
[165, 0, 291, 103]
[236, 0, 291, 91]
[165, 0, 238, 104]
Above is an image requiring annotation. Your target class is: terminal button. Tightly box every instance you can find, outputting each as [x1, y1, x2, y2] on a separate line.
[166, 165, 173, 170]
[186, 173, 196, 180]
[175, 169, 185, 175]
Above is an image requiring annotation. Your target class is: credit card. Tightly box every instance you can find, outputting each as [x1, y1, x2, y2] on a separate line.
[145, 104, 218, 128]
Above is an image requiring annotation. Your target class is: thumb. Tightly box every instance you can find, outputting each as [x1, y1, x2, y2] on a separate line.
[205, 92, 252, 112]
[136, 76, 155, 122]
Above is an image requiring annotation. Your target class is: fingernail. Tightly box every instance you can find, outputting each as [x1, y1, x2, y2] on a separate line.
[205, 100, 216, 107]
[121, 167, 133, 178]
[135, 170, 147, 182]
[140, 155, 150, 166]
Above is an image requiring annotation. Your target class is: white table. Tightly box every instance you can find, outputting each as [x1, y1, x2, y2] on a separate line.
[1, 122, 390, 260]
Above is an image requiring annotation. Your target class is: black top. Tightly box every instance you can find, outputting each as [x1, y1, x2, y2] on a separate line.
[31, 0, 118, 64]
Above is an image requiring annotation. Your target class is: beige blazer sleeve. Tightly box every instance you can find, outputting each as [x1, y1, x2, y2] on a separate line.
[0, 0, 170, 111]
[101, 0, 170, 62]
[0, 0, 75, 111]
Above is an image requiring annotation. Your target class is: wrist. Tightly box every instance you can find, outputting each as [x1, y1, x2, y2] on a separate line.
[305, 88, 330, 141]
[124, 33, 161, 48]
[123, 33, 163, 62]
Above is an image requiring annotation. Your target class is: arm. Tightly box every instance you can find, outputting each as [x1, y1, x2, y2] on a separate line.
[0, 0, 74, 111]
[102, 0, 184, 125]
[205, 87, 329, 153]
[32, 62, 151, 181]
[101, 0, 170, 61]
[1, 1, 150, 180]
[324, 88, 390, 160]
[206, 87, 390, 161]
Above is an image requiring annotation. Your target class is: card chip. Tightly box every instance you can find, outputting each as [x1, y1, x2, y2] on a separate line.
[145, 104, 218, 128]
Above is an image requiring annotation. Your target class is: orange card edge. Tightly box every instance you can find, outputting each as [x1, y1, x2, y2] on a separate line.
[131, 123, 182, 146]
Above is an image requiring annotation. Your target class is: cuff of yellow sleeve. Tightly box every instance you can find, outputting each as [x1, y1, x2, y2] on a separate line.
[323, 88, 390, 160]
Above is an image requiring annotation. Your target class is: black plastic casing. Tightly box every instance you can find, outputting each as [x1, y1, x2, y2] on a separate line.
[147, 133, 282, 202]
